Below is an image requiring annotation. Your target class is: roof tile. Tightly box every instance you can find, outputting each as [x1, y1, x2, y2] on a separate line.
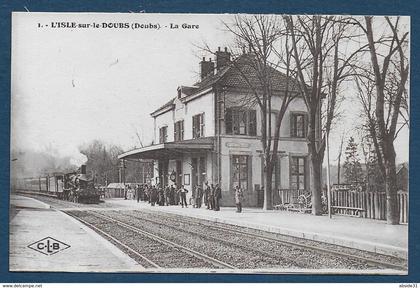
[151, 53, 302, 115]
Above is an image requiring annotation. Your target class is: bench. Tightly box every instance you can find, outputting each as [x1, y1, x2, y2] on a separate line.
[274, 193, 313, 213]
[273, 204, 285, 210]
[287, 207, 312, 213]
[274, 203, 312, 213]
[332, 206, 365, 217]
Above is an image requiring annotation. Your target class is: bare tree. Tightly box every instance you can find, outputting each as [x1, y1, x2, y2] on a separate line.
[284, 15, 360, 215]
[79, 140, 124, 185]
[130, 123, 144, 149]
[353, 16, 409, 224]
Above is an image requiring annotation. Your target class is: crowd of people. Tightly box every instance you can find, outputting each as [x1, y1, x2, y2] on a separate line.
[124, 181, 244, 212]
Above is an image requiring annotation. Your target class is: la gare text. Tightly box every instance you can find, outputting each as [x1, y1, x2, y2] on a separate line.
[39, 22, 199, 30]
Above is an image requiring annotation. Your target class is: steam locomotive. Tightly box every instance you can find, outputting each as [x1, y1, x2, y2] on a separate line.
[14, 164, 101, 204]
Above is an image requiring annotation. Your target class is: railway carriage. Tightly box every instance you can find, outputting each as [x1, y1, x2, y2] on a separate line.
[14, 165, 101, 204]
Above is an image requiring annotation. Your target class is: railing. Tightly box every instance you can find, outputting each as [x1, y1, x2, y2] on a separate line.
[274, 188, 408, 224]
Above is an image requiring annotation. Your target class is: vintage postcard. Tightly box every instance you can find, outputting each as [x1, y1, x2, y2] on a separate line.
[10, 12, 409, 274]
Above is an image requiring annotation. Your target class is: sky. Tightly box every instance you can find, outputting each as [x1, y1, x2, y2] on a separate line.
[11, 13, 409, 167]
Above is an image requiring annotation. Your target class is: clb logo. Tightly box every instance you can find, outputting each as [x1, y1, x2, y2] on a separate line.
[28, 237, 70, 255]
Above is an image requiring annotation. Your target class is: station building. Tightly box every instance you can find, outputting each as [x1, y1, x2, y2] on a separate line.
[119, 48, 315, 207]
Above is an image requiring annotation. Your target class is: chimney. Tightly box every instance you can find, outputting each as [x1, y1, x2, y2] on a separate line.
[216, 47, 231, 71]
[200, 57, 214, 80]
[80, 164, 87, 175]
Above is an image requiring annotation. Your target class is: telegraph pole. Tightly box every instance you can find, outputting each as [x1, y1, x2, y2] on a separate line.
[326, 131, 332, 219]
[122, 159, 127, 199]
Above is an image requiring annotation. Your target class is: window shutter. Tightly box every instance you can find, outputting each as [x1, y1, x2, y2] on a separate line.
[239, 110, 247, 135]
[181, 120, 184, 141]
[304, 113, 309, 138]
[192, 115, 196, 138]
[249, 110, 257, 136]
[290, 113, 295, 137]
[225, 108, 232, 134]
[164, 127, 167, 142]
[200, 113, 205, 137]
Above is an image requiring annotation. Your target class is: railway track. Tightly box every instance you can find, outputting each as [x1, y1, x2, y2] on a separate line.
[19, 193, 407, 271]
[113, 209, 407, 271]
[217, 222, 407, 271]
[66, 210, 236, 270]
[67, 212, 161, 269]
[101, 210, 318, 269]
[214, 223, 407, 271]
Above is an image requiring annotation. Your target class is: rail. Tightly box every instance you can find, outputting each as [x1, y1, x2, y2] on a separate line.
[122, 209, 407, 271]
[86, 211, 237, 270]
[67, 212, 160, 269]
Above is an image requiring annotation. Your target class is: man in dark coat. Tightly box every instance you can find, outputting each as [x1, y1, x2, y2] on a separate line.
[209, 184, 215, 210]
[234, 185, 244, 212]
[164, 184, 171, 206]
[136, 184, 141, 203]
[140, 184, 145, 201]
[178, 185, 188, 208]
[145, 185, 151, 203]
[195, 185, 203, 208]
[214, 183, 222, 211]
[204, 182, 210, 209]
[150, 185, 157, 206]
[158, 185, 165, 206]
[174, 185, 180, 205]
[170, 184, 175, 205]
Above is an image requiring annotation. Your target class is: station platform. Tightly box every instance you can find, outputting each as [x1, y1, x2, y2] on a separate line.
[105, 198, 408, 259]
[9, 195, 143, 272]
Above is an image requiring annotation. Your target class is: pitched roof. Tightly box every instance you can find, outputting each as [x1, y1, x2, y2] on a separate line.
[150, 86, 201, 116]
[179, 85, 198, 96]
[151, 53, 302, 116]
[192, 65, 231, 92]
[193, 54, 302, 93]
[150, 97, 175, 116]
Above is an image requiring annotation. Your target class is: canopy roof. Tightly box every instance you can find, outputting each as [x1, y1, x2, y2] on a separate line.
[118, 137, 214, 160]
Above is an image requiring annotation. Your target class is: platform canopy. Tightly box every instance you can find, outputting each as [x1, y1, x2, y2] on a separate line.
[118, 137, 214, 160]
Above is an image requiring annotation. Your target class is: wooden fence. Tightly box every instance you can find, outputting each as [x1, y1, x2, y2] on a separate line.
[275, 188, 408, 224]
[331, 188, 408, 223]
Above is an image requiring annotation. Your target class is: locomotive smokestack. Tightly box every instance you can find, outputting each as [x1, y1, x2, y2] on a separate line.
[80, 164, 87, 175]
